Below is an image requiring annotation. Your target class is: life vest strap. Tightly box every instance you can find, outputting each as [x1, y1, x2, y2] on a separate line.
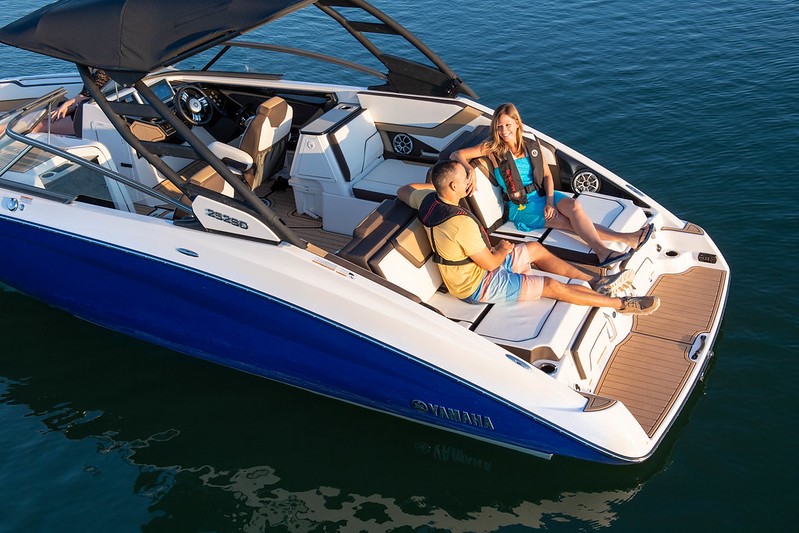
[417, 193, 491, 266]
[501, 183, 540, 203]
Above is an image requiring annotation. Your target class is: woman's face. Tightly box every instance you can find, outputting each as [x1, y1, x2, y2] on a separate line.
[496, 113, 518, 144]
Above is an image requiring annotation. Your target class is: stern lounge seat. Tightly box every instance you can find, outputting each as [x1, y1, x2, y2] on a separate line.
[338, 199, 592, 360]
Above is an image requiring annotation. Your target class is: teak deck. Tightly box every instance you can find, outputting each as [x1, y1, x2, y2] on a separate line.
[595, 267, 727, 436]
[260, 179, 351, 252]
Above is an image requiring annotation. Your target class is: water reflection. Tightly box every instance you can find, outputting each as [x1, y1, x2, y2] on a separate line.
[0, 292, 672, 531]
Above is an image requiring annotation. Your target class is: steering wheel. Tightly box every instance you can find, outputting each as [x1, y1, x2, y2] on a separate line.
[173, 85, 214, 126]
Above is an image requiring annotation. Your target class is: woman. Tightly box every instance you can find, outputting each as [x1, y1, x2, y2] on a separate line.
[450, 103, 653, 267]
[33, 69, 111, 136]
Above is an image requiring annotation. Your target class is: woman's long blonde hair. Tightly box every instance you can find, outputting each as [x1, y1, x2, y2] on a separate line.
[483, 103, 525, 160]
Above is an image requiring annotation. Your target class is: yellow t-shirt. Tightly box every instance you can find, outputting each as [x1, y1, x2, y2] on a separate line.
[409, 189, 487, 298]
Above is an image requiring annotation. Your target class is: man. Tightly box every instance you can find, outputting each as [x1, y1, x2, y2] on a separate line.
[397, 160, 660, 314]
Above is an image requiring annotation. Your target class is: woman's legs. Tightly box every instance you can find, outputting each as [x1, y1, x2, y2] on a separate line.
[31, 116, 76, 136]
[523, 242, 634, 296]
[548, 197, 649, 262]
[523, 241, 593, 282]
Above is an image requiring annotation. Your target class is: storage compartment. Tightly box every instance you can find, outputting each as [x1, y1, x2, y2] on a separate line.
[291, 179, 323, 219]
[571, 310, 618, 381]
[289, 103, 365, 215]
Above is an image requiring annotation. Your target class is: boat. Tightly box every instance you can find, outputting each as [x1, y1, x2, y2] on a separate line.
[0, 0, 729, 464]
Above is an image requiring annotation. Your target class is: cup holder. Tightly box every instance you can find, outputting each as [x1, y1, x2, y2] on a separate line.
[533, 360, 559, 375]
[665, 250, 679, 257]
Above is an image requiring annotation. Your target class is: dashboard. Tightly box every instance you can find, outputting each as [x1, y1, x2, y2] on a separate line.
[113, 78, 336, 148]
[149, 79, 175, 104]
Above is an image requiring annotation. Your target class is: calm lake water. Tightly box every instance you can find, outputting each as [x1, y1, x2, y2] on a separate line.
[1, 1, 797, 531]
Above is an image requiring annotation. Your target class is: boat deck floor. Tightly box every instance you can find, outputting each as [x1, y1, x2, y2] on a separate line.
[594, 267, 727, 436]
[257, 177, 351, 253]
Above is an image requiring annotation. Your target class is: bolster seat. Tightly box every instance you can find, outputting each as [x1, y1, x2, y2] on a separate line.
[175, 96, 293, 198]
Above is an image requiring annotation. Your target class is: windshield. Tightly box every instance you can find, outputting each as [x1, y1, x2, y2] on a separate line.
[0, 93, 186, 214]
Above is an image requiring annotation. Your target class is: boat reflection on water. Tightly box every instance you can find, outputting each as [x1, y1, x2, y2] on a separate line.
[1, 290, 674, 530]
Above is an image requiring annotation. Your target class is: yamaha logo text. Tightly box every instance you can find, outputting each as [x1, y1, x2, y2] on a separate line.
[411, 399, 495, 430]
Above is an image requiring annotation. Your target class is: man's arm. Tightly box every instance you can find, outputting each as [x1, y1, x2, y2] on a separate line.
[397, 183, 434, 206]
[469, 239, 514, 271]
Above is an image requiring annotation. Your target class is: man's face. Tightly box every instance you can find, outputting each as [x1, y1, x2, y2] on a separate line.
[450, 165, 472, 199]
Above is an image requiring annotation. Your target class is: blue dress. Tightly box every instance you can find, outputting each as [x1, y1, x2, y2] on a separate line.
[493, 156, 568, 231]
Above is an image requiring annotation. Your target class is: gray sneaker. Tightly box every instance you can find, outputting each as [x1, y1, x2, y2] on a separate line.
[619, 295, 661, 315]
[592, 269, 635, 297]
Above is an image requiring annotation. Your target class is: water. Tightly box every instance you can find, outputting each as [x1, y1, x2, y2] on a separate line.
[1, 0, 797, 530]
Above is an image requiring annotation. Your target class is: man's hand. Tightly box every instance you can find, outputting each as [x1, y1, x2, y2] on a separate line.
[472, 239, 514, 271]
[492, 239, 513, 255]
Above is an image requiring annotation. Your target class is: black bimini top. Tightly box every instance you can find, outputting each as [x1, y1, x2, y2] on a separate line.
[0, 0, 474, 97]
[0, 0, 312, 81]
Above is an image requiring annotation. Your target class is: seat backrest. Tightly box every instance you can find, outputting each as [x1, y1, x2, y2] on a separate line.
[369, 218, 443, 303]
[329, 108, 383, 182]
[337, 198, 413, 270]
[466, 161, 506, 232]
[538, 139, 560, 185]
[337, 198, 443, 302]
[239, 96, 292, 190]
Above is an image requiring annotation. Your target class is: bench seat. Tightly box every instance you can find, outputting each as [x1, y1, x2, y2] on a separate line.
[466, 162, 648, 264]
[338, 199, 592, 361]
[351, 159, 430, 202]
